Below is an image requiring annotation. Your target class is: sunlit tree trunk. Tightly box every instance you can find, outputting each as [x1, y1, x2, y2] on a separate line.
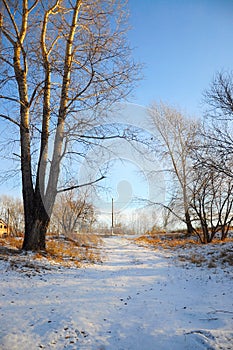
[23, 1, 81, 250]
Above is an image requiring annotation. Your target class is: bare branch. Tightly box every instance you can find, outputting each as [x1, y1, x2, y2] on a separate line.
[0, 94, 21, 105]
[0, 55, 14, 67]
[28, 85, 43, 107]
[0, 114, 20, 128]
[57, 175, 106, 193]
[28, 0, 40, 13]
[2, 0, 20, 39]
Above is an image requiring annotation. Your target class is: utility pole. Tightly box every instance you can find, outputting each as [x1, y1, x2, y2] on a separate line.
[7, 208, 10, 236]
[111, 198, 114, 235]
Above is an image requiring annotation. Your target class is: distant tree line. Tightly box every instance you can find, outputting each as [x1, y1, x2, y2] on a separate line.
[0, 191, 96, 238]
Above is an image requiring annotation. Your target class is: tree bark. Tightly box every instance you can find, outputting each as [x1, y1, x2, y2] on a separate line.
[185, 210, 194, 236]
[22, 197, 49, 251]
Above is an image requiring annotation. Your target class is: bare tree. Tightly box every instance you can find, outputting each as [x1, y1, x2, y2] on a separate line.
[0, 1, 138, 250]
[148, 102, 199, 235]
[190, 165, 233, 243]
[187, 71, 233, 242]
[52, 190, 96, 237]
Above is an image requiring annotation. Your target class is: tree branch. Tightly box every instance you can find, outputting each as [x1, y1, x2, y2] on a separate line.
[0, 114, 20, 128]
[28, 0, 40, 13]
[0, 94, 21, 104]
[57, 175, 106, 193]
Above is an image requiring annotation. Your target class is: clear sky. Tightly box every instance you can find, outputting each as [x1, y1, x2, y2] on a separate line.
[127, 0, 233, 116]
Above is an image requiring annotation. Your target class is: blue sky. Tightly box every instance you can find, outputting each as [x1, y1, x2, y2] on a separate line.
[127, 0, 233, 116]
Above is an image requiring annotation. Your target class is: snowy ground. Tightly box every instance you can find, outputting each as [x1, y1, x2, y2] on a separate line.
[0, 236, 232, 350]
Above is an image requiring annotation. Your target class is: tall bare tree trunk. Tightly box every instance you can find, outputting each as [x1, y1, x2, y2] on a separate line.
[22, 1, 81, 251]
[11, 3, 42, 250]
[9, 1, 53, 251]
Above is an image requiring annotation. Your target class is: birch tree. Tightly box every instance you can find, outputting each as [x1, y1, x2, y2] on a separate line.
[148, 102, 199, 234]
[0, 0, 138, 250]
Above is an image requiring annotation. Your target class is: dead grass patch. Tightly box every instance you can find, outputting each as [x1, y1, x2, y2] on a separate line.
[219, 250, 233, 266]
[45, 237, 103, 266]
[0, 236, 23, 250]
[0, 234, 103, 268]
[135, 234, 233, 268]
[189, 254, 207, 266]
[135, 235, 199, 250]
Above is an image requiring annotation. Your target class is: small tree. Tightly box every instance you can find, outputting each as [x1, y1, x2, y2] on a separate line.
[52, 191, 96, 237]
[190, 164, 233, 243]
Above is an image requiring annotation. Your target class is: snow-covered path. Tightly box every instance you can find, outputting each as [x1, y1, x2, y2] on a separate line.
[0, 236, 232, 350]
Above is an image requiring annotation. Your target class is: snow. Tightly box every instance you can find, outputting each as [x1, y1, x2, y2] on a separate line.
[0, 236, 232, 350]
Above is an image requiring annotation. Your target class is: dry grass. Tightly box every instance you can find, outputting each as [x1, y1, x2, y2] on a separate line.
[135, 234, 233, 268]
[45, 237, 103, 266]
[218, 249, 233, 266]
[0, 236, 23, 250]
[135, 235, 199, 250]
[0, 233, 103, 268]
[189, 254, 207, 266]
[65, 232, 102, 248]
